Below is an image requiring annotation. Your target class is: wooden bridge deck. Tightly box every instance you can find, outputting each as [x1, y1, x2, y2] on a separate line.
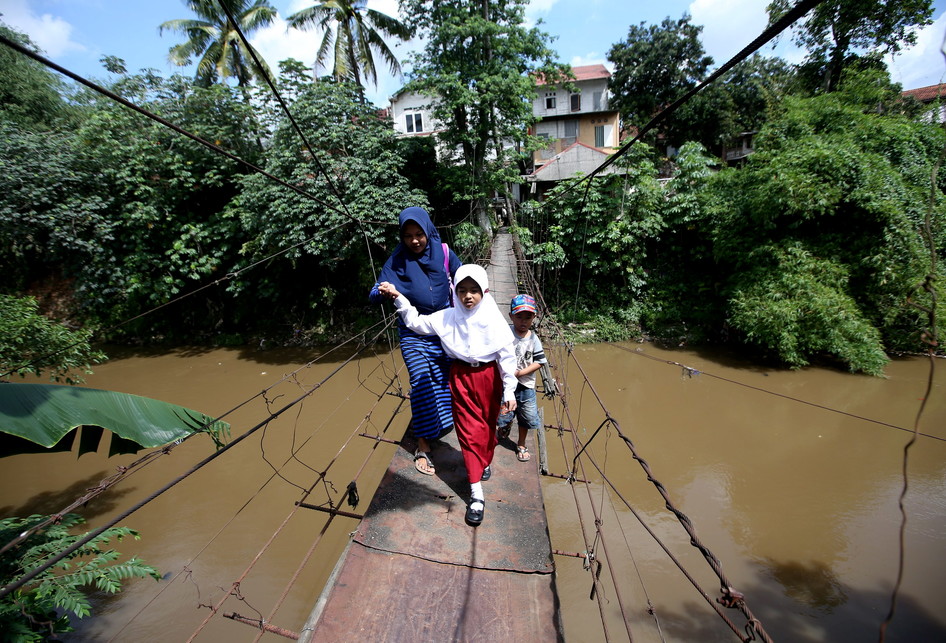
[299, 230, 562, 642]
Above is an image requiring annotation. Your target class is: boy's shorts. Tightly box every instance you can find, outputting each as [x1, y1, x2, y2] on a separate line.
[497, 384, 540, 430]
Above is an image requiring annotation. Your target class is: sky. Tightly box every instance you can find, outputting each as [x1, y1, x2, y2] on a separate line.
[1, 0, 945, 108]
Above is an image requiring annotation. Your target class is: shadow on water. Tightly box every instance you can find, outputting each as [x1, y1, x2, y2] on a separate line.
[0, 471, 136, 520]
[97, 343, 388, 368]
[656, 567, 946, 642]
[647, 338, 913, 379]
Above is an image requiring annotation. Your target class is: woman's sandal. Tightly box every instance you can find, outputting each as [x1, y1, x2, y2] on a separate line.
[516, 446, 531, 462]
[414, 449, 435, 475]
[465, 499, 485, 526]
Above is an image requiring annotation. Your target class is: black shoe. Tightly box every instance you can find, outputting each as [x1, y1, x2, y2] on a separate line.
[465, 500, 485, 526]
[481, 465, 491, 481]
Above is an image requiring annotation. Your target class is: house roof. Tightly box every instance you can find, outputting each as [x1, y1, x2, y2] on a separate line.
[902, 83, 946, 103]
[528, 141, 622, 181]
[535, 64, 610, 86]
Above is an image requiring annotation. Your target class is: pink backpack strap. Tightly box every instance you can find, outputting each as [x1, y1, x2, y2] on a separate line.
[442, 243, 454, 306]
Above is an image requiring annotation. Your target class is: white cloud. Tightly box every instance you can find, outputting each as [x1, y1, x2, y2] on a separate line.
[689, 0, 769, 65]
[569, 53, 612, 72]
[251, 16, 324, 73]
[252, 3, 416, 107]
[526, 0, 560, 17]
[886, 12, 946, 90]
[0, 0, 86, 57]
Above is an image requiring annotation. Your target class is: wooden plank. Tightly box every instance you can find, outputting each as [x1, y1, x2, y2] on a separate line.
[304, 543, 562, 642]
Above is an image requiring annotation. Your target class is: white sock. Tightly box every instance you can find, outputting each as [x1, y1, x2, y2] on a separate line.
[470, 482, 484, 503]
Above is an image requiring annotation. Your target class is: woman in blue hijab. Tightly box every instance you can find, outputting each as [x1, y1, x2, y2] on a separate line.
[370, 207, 461, 475]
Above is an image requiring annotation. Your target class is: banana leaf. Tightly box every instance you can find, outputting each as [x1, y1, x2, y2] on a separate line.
[0, 383, 229, 449]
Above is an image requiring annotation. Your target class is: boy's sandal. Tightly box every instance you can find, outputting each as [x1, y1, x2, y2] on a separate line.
[465, 500, 485, 526]
[414, 449, 435, 475]
[497, 424, 511, 440]
[516, 446, 531, 462]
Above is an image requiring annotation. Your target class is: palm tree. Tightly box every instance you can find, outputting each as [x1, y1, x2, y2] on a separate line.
[287, 0, 412, 91]
[159, 0, 277, 87]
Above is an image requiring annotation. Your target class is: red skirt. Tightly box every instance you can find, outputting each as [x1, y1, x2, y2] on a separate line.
[450, 360, 502, 483]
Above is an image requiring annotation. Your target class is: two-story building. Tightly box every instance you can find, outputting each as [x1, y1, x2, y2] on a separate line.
[386, 64, 623, 202]
[529, 64, 620, 164]
[525, 64, 623, 199]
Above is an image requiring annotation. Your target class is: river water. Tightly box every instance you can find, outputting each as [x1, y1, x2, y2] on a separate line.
[1, 341, 944, 642]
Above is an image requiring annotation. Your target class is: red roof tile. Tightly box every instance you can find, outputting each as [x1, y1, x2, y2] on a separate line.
[536, 64, 610, 86]
[902, 83, 946, 103]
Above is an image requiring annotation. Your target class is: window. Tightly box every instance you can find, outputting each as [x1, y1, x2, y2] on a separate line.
[595, 125, 605, 148]
[405, 112, 423, 133]
[545, 92, 557, 110]
[570, 93, 581, 112]
[563, 120, 578, 138]
[593, 91, 603, 111]
[537, 133, 554, 159]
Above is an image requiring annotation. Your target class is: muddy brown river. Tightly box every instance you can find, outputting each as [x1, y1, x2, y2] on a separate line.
[2, 341, 944, 642]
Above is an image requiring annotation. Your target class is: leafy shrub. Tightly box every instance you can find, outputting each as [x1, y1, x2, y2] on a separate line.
[0, 295, 105, 384]
[0, 514, 160, 640]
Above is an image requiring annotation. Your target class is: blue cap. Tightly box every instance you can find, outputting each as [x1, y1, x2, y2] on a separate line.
[510, 294, 536, 315]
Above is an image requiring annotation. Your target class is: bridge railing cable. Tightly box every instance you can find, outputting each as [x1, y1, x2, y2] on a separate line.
[0, 313, 401, 600]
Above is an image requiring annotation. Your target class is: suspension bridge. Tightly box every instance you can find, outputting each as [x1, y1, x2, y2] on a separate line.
[299, 230, 561, 641]
[1, 0, 935, 637]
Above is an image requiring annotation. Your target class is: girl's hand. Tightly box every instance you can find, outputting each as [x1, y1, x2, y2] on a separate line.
[500, 399, 517, 415]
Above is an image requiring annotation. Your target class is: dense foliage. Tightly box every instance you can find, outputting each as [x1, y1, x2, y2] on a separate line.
[230, 72, 427, 335]
[0, 8, 943, 374]
[401, 0, 565, 232]
[0, 295, 105, 384]
[0, 514, 159, 640]
[768, 0, 934, 93]
[532, 71, 945, 374]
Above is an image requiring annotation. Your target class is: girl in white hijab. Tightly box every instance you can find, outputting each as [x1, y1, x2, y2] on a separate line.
[378, 264, 517, 526]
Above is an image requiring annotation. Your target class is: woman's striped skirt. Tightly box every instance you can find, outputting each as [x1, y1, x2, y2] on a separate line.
[400, 327, 454, 441]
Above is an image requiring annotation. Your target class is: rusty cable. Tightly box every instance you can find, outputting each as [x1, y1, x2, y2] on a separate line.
[564, 345, 774, 643]
[0, 326, 387, 601]
[879, 105, 944, 643]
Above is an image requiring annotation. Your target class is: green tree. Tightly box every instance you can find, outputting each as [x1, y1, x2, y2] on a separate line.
[607, 16, 713, 140]
[0, 295, 105, 385]
[0, 514, 160, 640]
[71, 72, 260, 334]
[230, 76, 426, 334]
[401, 0, 564, 233]
[0, 22, 75, 130]
[767, 0, 934, 93]
[287, 0, 411, 94]
[159, 0, 277, 87]
[709, 68, 946, 372]
[0, 120, 110, 293]
[683, 54, 795, 155]
[529, 145, 665, 325]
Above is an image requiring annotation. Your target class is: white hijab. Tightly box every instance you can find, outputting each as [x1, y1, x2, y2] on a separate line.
[436, 264, 514, 361]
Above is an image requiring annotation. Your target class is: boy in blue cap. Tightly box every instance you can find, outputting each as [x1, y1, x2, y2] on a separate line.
[497, 294, 547, 462]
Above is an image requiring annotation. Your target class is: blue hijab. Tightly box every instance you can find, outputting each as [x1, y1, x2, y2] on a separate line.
[378, 207, 452, 314]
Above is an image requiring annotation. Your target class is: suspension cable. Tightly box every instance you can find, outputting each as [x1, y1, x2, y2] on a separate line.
[213, 0, 382, 284]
